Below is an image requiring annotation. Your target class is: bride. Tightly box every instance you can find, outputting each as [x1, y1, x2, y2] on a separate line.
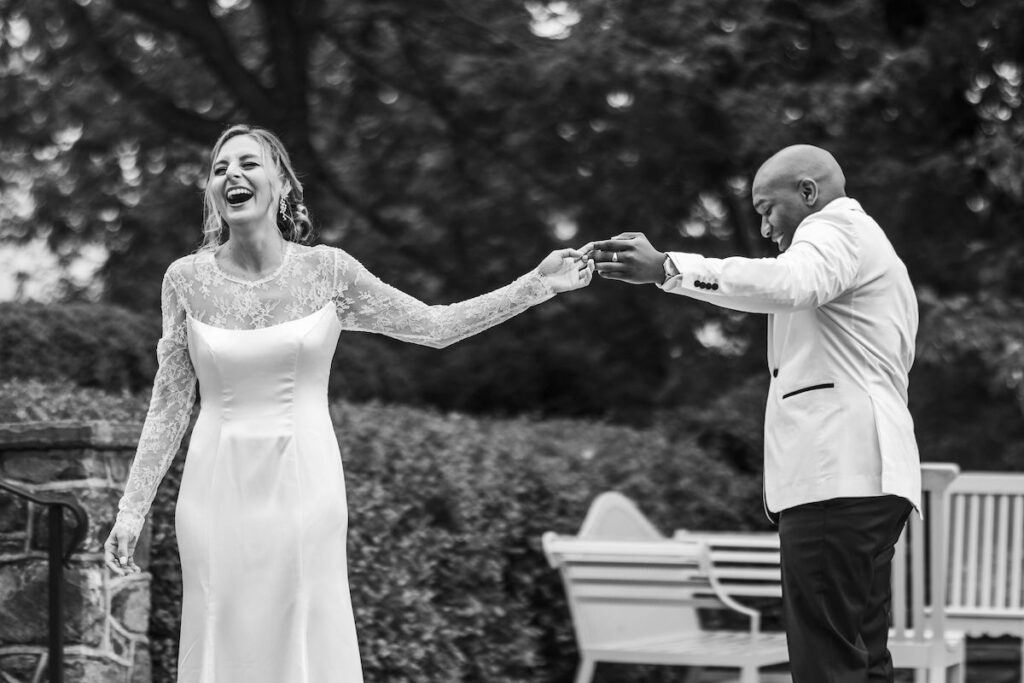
[103, 124, 593, 682]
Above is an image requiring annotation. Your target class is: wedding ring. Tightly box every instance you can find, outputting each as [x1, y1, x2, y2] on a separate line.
[612, 252, 619, 263]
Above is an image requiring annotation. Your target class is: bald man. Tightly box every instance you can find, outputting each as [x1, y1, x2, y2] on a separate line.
[589, 145, 921, 683]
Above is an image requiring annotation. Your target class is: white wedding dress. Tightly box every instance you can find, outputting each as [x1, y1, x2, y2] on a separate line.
[115, 243, 556, 682]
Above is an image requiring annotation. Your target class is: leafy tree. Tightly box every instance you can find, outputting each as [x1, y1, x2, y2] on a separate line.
[1, 0, 1022, 440]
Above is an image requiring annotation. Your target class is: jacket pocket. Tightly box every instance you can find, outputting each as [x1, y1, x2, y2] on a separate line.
[782, 382, 835, 400]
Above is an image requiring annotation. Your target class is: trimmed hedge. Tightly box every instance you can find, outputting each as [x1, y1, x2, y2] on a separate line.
[0, 301, 763, 422]
[0, 380, 767, 682]
[0, 379, 149, 423]
[0, 302, 160, 393]
[9, 302, 1022, 472]
[0, 302, 417, 401]
[0, 302, 439, 408]
[336, 403, 766, 682]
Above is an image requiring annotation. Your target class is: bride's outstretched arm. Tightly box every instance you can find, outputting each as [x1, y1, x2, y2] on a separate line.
[330, 247, 592, 348]
[106, 264, 197, 575]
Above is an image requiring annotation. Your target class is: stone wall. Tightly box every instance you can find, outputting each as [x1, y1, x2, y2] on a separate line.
[0, 421, 150, 683]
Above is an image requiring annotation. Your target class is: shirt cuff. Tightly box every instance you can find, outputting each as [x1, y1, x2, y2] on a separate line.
[663, 255, 680, 282]
[658, 252, 691, 291]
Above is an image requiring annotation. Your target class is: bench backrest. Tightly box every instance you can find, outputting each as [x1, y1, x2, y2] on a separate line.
[672, 530, 782, 599]
[543, 492, 743, 648]
[544, 536, 736, 647]
[946, 472, 1024, 614]
[891, 463, 959, 639]
[549, 464, 972, 652]
[674, 464, 963, 640]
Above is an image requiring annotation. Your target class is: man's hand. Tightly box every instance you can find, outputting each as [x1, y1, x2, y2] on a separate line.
[588, 232, 667, 285]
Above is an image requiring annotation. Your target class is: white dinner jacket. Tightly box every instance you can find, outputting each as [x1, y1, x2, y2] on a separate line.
[659, 197, 921, 513]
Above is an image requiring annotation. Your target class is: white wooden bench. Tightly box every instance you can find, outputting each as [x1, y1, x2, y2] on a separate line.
[889, 463, 966, 683]
[686, 467, 1024, 681]
[677, 463, 967, 683]
[542, 492, 789, 683]
[943, 471, 1024, 683]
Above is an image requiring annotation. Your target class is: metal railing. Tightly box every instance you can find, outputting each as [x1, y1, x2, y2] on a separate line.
[0, 479, 88, 683]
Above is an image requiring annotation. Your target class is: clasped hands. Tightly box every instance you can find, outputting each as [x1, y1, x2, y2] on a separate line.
[539, 232, 667, 292]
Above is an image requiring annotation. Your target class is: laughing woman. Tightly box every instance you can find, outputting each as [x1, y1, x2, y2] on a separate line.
[103, 124, 592, 683]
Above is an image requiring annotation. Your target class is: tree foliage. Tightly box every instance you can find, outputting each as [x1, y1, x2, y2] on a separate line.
[1, 0, 1022, 433]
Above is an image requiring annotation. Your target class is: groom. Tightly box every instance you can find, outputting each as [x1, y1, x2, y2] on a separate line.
[588, 144, 921, 683]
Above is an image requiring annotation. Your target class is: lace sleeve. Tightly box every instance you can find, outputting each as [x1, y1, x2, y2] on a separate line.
[330, 248, 556, 348]
[115, 265, 197, 535]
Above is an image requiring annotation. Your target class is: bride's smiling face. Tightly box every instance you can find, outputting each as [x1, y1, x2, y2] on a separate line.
[209, 134, 285, 228]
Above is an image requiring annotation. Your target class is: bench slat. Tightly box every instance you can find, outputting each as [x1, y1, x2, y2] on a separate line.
[911, 520, 926, 641]
[674, 531, 781, 548]
[565, 564, 706, 584]
[589, 630, 788, 658]
[966, 494, 981, 607]
[572, 583, 724, 605]
[714, 584, 783, 598]
[545, 537, 704, 558]
[709, 550, 781, 564]
[1013, 497, 1024, 610]
[981, 494, 995, 607]
[553, 552, 701, 566]
[951, 494, 966, 606]
[892, 533, 908, 634]
[995, 495, 1010, 608]
[712, 566, 781, 580]
[950, 473, 1024, 495]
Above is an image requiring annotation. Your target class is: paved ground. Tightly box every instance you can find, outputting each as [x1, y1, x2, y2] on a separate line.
[697, 662, 1018, 683]
[604, 638, 1022, 682]
[959, 638, 1021, 683]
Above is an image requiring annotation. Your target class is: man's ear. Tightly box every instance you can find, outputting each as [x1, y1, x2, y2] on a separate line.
[799, 178, 819, 206]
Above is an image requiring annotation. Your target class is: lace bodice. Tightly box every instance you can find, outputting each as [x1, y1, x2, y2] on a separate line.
[115, 243, 557, 534]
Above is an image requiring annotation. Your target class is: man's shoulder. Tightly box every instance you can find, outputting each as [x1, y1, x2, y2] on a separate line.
[811, 197, 868, 225]
[799, 197, 889, 245]
[809, 199, 914, 291]
[794, 202, 861, 247]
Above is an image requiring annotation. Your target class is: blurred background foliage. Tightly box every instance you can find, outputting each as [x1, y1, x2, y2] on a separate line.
[2, 0, 1024, 679]
[1, 0, 1021, 438]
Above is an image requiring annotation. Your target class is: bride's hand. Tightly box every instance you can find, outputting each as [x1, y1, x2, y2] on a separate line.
[104, 520, 142, 576]
[537, 248, 595, 293]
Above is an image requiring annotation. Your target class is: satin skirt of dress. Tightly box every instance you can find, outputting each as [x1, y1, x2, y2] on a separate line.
[174, 307, 362, 682]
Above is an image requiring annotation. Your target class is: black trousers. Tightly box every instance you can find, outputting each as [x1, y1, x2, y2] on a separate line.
[778, 495, 913, 683]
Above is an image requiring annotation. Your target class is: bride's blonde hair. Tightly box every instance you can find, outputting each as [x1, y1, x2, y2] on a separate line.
[200, 124, 313, 251]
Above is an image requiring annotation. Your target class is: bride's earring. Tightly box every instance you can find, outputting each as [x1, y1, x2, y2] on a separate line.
[279, 196, 287, 219]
